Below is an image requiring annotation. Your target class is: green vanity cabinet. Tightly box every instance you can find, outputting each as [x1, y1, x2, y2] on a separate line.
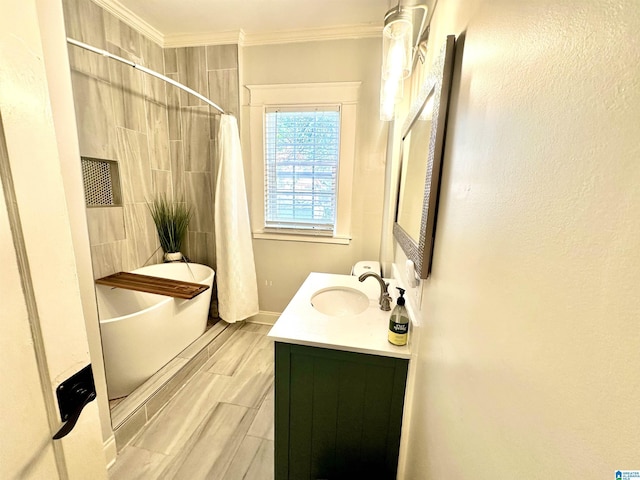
[274, 342, 409, 480]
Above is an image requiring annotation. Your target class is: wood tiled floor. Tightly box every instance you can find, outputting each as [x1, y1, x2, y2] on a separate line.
[109, 322, 274, 480]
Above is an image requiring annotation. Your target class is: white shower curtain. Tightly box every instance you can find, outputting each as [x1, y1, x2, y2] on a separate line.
[214, 115, 259, 323]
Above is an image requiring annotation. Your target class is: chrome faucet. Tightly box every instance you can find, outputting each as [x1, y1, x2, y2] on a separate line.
[358, 272, 392, 311]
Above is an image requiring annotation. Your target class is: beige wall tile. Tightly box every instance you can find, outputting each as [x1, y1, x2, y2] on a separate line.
[70, 72, 115, 159]
[123, 203, 159, 267]
[90, 241, 123, 279]
[184, 172, 213, 232]
[209, 115, 220, 152]
[206, 44, 238, 71]
[145, 76, 167, 106]
[146, 101, 171, 170]
[187, 231, 215, 268]
[86, 206, 126, 245]
[163, 48, 177, 74]
[108, 45, 146, 133]
[103, 13, 121, 50]
[104, 14, 142, 59]
[181, 106, 212, 172]
[166, 73, 182, 140]
[170, 140, 185, 200]
[140, 37, 166, 104]
[176, 46, 207, 107]
[208, 69, 239, 116]
[152, 170, 172, 198]
[116, 128, 152, 203]
[64, 2, 242, 317]
[67, 44, 110, 80]
[62, 0, 106, 48]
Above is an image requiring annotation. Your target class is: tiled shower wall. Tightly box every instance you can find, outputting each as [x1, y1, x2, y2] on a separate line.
[62, 0, 239, 316]
[163, 44, 240, 272]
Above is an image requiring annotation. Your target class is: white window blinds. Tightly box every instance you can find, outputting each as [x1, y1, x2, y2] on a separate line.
[264, 106, 341, 233]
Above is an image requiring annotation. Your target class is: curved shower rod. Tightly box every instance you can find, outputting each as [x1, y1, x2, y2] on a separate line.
[66, 37, 226, 115]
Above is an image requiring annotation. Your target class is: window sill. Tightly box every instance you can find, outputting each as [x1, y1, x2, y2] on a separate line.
[252, 231, 351, 245]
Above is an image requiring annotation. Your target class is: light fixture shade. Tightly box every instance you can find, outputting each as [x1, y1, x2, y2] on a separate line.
[380, 74, 404, 121]
[380, 4, 428, 121]
[382, 8, 413, 80]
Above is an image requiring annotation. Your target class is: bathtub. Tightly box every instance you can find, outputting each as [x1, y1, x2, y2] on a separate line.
[96, 262, 215, 399]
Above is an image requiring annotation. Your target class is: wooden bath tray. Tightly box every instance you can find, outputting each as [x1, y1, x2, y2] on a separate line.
[95, 272, 209, 299]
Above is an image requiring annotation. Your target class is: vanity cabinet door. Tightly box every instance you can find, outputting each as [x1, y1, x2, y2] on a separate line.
[275, 342, 408, 480]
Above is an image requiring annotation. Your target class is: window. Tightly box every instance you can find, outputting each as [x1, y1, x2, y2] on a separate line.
[247, 82, 360, 244]
[264, 107, 340, 234]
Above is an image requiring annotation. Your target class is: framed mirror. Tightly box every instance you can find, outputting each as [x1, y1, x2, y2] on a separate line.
[394, 35, 456, 278]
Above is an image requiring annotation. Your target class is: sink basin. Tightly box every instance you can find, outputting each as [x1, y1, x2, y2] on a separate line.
[311, 287, 369, 317]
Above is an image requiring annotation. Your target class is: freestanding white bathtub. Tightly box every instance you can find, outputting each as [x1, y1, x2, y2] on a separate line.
[96, 262, 215, 399]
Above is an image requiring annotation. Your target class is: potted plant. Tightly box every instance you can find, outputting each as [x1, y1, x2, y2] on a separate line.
[147, 196, 191, 262]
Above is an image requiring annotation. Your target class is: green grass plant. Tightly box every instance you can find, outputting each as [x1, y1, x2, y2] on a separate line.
[147, 196, 191, 254]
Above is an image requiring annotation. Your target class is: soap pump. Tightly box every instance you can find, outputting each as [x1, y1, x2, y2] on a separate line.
[388, 287, 409, 346]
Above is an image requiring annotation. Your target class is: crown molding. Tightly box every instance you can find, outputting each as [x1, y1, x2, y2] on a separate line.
[93, 0, 164, 45]
[164, 24, 380, 48]
[241, 24, 381, 46]
[164, 30, 246, 48]
[92, 1, 381, 48]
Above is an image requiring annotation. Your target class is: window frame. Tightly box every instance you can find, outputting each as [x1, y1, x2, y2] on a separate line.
[247, 82, 360, 244]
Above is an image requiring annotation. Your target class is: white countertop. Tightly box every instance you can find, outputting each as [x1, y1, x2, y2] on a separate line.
[268, 272, 411, 360]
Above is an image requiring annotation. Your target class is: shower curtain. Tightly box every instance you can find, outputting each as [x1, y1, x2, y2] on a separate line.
[214, 115, 259, 323]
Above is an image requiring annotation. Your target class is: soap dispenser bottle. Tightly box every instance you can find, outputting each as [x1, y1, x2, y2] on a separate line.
[388, 288, 409, 346]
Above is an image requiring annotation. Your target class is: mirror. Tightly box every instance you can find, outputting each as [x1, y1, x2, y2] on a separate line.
[397, 88, 435, 240]
[394, 35, 456, 278]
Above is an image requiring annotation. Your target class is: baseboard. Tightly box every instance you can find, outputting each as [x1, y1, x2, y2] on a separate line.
[103, 434, 117, 468]
[247, 311, 281, 325]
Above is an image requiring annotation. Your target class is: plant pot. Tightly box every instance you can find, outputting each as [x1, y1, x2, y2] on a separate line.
[164, 252, 183, 263]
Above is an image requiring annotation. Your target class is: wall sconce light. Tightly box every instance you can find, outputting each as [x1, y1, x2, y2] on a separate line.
[380, 74, 404, 121]
[380, 2, 428, 121]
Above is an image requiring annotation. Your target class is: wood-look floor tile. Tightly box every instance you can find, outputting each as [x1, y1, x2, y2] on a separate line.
[204, 329, 262, 376]
[205, 321, 243, 355]
[222, 436, 274, 480]
[243, 439, 274, 480]
[221, 435, 262, 480]
[144, 346, 210, 418]
[218, 336, 274, 408]
[242, 322, 273, 335]
[247, 383, 275, 441]
[111, 321, 275, 478]
[133, 372, 231, 455]
[108, 445, 169, 480]
[164, 402, 257, 479]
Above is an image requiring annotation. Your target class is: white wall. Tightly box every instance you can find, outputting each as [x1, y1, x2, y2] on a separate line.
[0, 0, 109, 475]
[39, 0, 114, 456]
[241, 38, 389, 313]
[389, 0, 640, 477]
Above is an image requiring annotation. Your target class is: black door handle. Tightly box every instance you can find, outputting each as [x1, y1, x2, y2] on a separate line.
[52, 365, 97, 440]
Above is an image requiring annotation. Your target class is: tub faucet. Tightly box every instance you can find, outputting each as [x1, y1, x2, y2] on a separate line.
[358, 272, 392, 311]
